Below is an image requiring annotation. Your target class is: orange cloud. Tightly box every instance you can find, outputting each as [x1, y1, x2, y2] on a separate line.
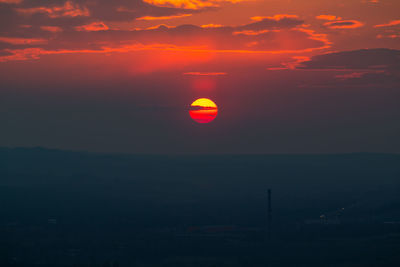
[233, 30, 274, 36]
[137, 14, 192, 21]
[40, 26, 63, 33]
[324, 20, 364, 29]
[316, 15, 342, 21]
[75, 22, 109, 32]
[316, 15, 364, 30]
[183, 72, 227, 76]
[145, 24, 173, 30]
[374, 20, 400, 28]
[201, 24, 223, 28]
[297, 28, 331, 45]
[0, 37, 47, 45]
[251, 14, 299, 22]
[142, 0, 247, 10]
[16, 1, 89, 18]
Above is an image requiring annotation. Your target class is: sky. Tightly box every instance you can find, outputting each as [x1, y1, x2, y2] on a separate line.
[1, 0, 399, 154]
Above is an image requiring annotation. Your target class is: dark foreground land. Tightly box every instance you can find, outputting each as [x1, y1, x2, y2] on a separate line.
[1, 147, 400, 266]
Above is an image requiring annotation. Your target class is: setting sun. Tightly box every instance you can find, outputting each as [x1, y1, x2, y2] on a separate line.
[189, 98, 218, 124]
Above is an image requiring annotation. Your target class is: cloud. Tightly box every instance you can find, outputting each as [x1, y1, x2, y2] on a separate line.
[335, 72, 366, 80]
[251, 14, 299, 22]
[0, 36, 47, 45]
[183, 72, 227, 75]
[323, 20, 364, 29]
[137, 14, 192, 21]
[374, 20, 400, 28]
[0, 16, 331, 62]
[0, 49, 12, 55]
[315, 15, 364, 30]
[316, 15, 342, 21]
[142, 0, 247, 10]
[75, 21, 109, 32]
[201, 24, 223, 28]
[0, 0, 22, 3]
[1, 0, 202, 29]
[377, 34, 400, 39]
[189, 106, 217, 111]
[374, 19, 400, 39]
[16, 1, 90, 18]
[244, 15, 301, 28]
[0, 0, 225, 54]
[289, 49, 400, 90]
[268, 56, 310, 70]
[40, 26, 63, 33]
[362, 0, 380, 3]
[299, 48, 400, 71]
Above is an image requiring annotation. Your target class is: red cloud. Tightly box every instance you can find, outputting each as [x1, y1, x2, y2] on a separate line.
[0, 37, 47, 45]
[183, 72, 227, 76]
[251, 14, 299, 22]
[75, 22, 109, 32]
[40, 26, 63, 33]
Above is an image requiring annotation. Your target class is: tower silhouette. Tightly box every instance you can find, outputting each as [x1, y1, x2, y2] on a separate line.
[267, 189, 272, 241]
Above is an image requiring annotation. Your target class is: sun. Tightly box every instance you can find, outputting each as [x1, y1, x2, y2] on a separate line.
[189, 98, 218, 124]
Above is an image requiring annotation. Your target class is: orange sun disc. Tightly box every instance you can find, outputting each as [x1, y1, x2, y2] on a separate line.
[189, 98, 218, 124]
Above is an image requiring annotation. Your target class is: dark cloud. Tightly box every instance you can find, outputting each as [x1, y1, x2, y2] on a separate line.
[300, 49, 400, 70]
[0, 50, 12, 56]
[0, 5, 21, 34]
[338, 71, 399, 85]
[294, 49, 400, 89]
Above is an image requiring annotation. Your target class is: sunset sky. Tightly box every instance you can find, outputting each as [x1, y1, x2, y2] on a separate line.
[1, 0, 399, 153]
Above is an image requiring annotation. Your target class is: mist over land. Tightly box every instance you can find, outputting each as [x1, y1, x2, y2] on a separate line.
[1, 147, 400, 266]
